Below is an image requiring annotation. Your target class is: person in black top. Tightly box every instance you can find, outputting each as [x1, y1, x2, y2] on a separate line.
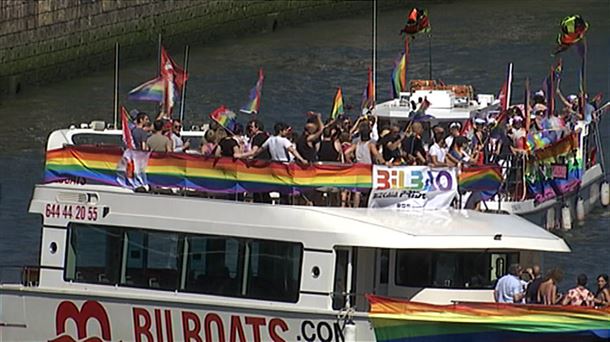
[296, 112, 324, 162]
[246, 119, 271, 160]
[378, 124, 405, 164]
[216, 124, 243, 158]
[317, 127, 342, 162]
[401, 122, 426, 165]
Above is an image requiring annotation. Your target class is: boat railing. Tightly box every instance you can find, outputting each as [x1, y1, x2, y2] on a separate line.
[0, 265, 43, 287]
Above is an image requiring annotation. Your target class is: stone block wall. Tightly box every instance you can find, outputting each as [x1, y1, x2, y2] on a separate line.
[0, 0, 404, 96]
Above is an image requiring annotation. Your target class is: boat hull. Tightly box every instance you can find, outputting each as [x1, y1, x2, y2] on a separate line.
[485, 165, 605, 229]
[0, 286, 374, 342]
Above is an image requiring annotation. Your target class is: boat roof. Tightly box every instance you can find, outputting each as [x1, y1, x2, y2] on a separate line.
[30, 184, 570, 253]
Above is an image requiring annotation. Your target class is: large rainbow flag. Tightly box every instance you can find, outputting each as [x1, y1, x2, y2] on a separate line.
[127, 77, 165, 102]
[43, 145, 372, 193]
[458, 166, 502, 194]
[368, 295, 610, 341]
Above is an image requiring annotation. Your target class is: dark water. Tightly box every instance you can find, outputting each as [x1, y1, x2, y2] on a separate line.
[0, 0, 608, 290]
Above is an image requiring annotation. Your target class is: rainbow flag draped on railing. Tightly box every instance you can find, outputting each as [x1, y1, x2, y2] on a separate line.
[368, 294, 610, 342]
[43, 146, 372, 193]
[459, 166, 502, 193]
[525, 132, 583, 203]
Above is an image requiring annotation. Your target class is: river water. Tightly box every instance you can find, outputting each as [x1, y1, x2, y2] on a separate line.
[0, 0, 608, 291]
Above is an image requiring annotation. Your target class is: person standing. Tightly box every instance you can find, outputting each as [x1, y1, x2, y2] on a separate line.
[494, 264, 525, 304]
[239, 122, 307, 164]
[525, 265, 543, 304]
[246, 119, 271, 160]
[537, 268, 564, 305]
[561, 274, 595, 307]
[146, 120, 172, 152]
[131, 112, 150, 150]
[170, 119, 190, 152]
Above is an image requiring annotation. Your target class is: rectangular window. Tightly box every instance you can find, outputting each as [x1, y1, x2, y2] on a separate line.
[184, 235, 244, 296]
[122, 230, 181, 290]
[395, 250, 519, 289]
[65, 224, 122, 284]
[245, 240, 301, 302]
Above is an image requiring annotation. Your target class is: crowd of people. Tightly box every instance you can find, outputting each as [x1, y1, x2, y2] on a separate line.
[494, 263, 609, 307]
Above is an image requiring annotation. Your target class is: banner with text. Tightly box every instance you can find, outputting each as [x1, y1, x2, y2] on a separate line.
[368, 165, 458, 209]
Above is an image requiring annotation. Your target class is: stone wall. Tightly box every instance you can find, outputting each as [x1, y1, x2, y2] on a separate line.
[0, 0, 404, 96]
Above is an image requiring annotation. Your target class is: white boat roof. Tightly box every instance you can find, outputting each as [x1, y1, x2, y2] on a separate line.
[30, 184, 570, 253]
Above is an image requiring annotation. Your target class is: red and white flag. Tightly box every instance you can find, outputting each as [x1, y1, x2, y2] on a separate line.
[121, 106, 135, 150]
[498, 63, 513, 112]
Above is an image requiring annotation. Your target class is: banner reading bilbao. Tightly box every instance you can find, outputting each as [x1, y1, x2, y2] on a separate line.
[368, 165, 458, 209]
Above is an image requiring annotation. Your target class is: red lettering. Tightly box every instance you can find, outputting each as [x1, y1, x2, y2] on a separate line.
[164, 310, 174, 342]
[181, 311, 202, 342]
[376, 170, 391, 190]
[154, 309, 163, 342]
[269, 318, 289, 342]
[229, 315, 246, 342]
[204, 313, 225, 342]
[133, 307, 153, 342]
[244, 317, 266, 342]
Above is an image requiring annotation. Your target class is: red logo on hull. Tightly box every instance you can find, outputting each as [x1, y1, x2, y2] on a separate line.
[49, 300, 112, 342]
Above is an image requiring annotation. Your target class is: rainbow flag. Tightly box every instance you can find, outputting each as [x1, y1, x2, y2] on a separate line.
[240, 68, 264, 114]
[553, 15, 589, 55]
[128, 77, 165, 102]
[209, 105, 237, 133]
[43, 146, 372, 193]
[368, 294, 610, 341]
[362, 67, 375, 110]
[458, 166, 502, 193]
[391, 38, 409, 99]
[330, 87, 344, 119]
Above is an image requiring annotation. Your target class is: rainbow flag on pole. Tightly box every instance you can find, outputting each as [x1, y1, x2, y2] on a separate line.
[391, 37, 409, 99]
[240, 68, 264, 114]
[128, 77, 165, 102]
[209, 105, 237, 133]
[330, 87, 344, 119]
[368, 294, 610, 341]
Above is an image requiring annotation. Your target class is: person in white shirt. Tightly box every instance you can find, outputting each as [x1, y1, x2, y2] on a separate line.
[495, 264, 526, 304]
[238, 122, 307, 163]
[445, 122, 461, 148]
[428, 132, 448, 166]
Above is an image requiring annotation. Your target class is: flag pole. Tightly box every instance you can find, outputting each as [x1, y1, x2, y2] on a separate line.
[157, 33, 162, 77]
[506, 62, 513, 108]
[179, 45, 190, 127]
[113, 42, 119, 129]
[372, 0, 377, 105]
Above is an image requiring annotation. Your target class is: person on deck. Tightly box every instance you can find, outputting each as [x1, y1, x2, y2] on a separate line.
[446, 136, 471, 167]
[561, 274, 595, 307]
[200, 129, 217, 157]
[445, 122, 461, 148]
[131, 112, 150, 150]
[377, 124, 405, 165]
[239, 122, 307, 164]
[525, 265, 543, 304]
[216, 124, 244, 158]
[344, 125, 385, 207]
[594, 274, 610, 308]
[494, 264, 525, 304]
[170, 119, 190, 152]
[296, 112, 324, 163]
[246, 119, 271, 160]
[537, 268, 564, 305]
[146, 120, 172, 152]
[428, 131, 449, 166]
[402, 122, 426, 165]
[317, 126, 342, 162]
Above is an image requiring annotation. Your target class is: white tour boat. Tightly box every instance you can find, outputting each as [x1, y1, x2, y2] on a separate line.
[0, 126, 571, 342]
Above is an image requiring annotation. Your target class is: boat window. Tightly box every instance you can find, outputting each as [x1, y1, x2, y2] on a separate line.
[245, 239, 301, 302]
[65, 224, 122, 284]
[123, 230, 181, 290]
[65, 224, 302, 302]
[184, 235, 244, 297]
[332, 249, 349, 310]
[71, 133, 122, 146]
[395, 250, 519, 289]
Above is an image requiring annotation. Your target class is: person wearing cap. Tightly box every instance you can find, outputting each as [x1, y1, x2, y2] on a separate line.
[508, 116, 527, 151]
[445, 122, 461, 148]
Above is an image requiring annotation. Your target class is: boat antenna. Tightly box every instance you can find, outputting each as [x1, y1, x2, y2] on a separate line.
[372, 0, 377, 103]
[178, 45, 190, 127]
[113, 41, 119, 129]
